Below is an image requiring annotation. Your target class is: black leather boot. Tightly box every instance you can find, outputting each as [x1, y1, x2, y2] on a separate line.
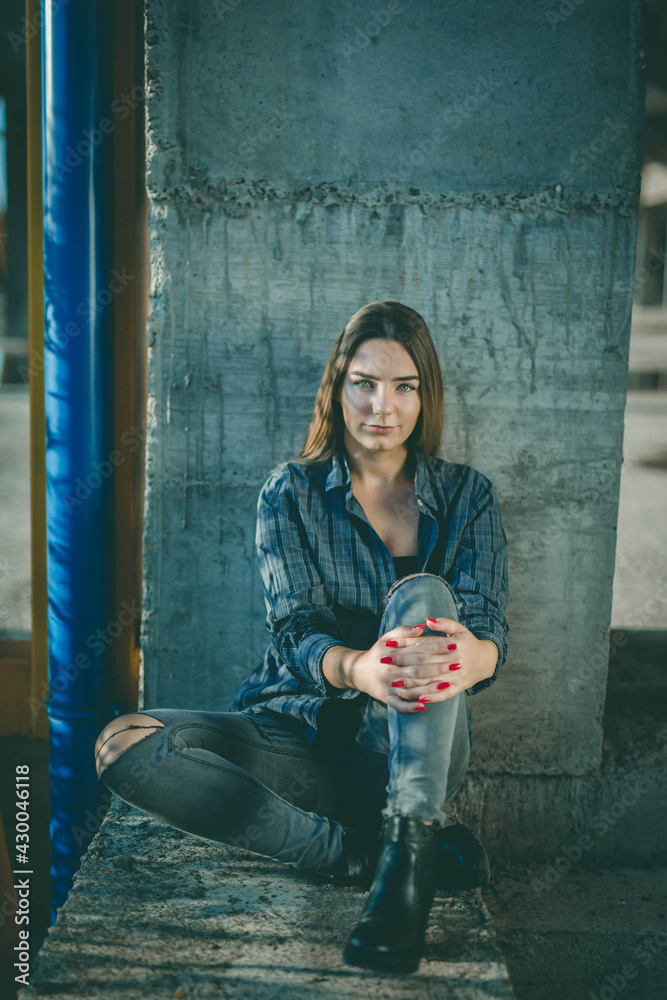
[329, 820, 490, 892]
[436, 822, 491, 890]
[342, 815, 438, 974]
[327, 827, 382, 887]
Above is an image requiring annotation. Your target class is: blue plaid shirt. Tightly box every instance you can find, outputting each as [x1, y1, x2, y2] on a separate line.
[228, 446, 510, 743]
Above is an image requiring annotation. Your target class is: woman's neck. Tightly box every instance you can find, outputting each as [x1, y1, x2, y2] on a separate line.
[345, 443, 416, 490]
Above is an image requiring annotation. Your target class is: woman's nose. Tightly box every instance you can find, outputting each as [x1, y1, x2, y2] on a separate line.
[372, 387, 392, 413]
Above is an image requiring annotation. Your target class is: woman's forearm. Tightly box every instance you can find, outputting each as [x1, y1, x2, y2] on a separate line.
[322, 645, 364, 691]
[477, 639, 500, 679]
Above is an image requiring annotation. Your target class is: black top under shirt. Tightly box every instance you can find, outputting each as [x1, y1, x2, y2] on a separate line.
[391, 554, 420, 578]
[316, 554, 420, 743]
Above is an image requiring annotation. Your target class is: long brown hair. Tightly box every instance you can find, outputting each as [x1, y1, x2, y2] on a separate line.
[289, 300, 444, 468]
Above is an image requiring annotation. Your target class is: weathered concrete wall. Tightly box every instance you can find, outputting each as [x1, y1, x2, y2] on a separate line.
[141, 0, 645, 775]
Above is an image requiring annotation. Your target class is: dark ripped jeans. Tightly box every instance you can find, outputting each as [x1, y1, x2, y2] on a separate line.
[96, 574, 472, 877]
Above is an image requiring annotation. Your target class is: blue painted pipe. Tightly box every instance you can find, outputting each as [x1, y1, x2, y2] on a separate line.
[42, 0, 115, 922]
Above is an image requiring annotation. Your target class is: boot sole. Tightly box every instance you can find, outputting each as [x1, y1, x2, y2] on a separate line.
[342, 938, 422, 975]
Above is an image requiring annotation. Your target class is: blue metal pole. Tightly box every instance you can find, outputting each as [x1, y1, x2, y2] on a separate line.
[41, 0, 115, 922]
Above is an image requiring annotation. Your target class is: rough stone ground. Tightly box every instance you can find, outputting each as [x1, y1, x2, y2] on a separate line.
[19, 798, 516, 999]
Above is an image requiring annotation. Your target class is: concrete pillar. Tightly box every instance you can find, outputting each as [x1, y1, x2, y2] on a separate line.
[142, 0, 645, 775]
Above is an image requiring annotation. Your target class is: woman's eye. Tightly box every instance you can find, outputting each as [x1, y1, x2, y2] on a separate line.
[352, 380, 416, 391]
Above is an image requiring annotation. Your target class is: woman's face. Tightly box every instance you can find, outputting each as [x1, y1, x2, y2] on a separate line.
[336, 338, 422, 459]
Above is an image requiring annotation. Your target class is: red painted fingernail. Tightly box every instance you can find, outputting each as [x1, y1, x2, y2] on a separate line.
[437, 681, 451, 689]
[391, 680, 405, 687]
[449, 663, 461, 670]
[414, 704, 426, 711]
[418, 695, 430, 703]
[447, 643, 457, 650]
[380, 656, 393, 664]
[425, 618, 438, 624]
[385, 640, 398, 647]
[412, 624, 425, 630]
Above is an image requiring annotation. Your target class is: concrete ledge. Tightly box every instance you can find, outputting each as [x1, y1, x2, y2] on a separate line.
[455, 632, 667, 868]
[20, 798, 516, 999]
[455, 766, 666, 869]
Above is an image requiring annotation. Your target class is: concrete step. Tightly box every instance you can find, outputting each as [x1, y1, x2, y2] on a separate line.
[19, 797, 517, 999]
[483, 863, 667, 1000]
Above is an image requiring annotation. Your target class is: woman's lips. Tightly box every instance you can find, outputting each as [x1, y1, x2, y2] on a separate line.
[366, 425, 395, 433]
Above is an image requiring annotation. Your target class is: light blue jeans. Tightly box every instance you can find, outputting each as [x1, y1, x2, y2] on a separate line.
[368, 571, 471, 827]
[97, 574, 471, 877]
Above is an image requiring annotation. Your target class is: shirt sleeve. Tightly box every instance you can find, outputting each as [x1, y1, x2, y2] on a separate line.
[256, 472, 361, 700]
[445, 473, 510, 696]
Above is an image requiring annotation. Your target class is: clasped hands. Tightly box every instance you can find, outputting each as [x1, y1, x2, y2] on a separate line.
[352, 617, 499, 714]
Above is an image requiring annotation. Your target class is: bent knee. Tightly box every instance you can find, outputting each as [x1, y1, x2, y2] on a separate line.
[387, 571, 424, 597]
[388, 571, 454, 596]
[94, 713, 165, 755]
[95, 713, 164, 777]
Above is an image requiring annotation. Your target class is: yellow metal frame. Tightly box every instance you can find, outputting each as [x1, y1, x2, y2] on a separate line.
[0, 0, 147, 738]
[26, 0, 48, 741]
[112, 0, 146, 712]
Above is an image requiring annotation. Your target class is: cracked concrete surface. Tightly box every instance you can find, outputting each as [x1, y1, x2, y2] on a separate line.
[19, 798, 516, 999]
